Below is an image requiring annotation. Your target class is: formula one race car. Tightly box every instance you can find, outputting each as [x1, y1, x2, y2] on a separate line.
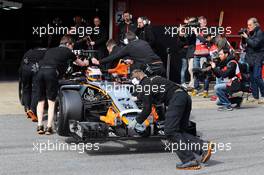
[55, 59, 197, 142]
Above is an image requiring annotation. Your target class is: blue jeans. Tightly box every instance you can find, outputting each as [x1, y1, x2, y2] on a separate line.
[216, 77, 229, 85]
[214, 83, 231, 107]
[181, 58, 188, 84]
[239, 52, 246, 63]
[193, 56, 209, 91]
[214, 77, 226, 96]
[216, 77, 221, 85]
[250, 63, 264, 99]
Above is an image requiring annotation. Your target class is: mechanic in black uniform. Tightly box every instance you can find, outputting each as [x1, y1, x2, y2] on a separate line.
[128, 69, 214, 170]
[36, 35, 89, 135]
[91, 31, 165, 76]
[105, 39, 122, 69]
[20, 47, 47, 122]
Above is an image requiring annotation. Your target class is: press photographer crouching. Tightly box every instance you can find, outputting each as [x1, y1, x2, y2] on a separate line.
[210, 47, 243, 111]
[240, 17, 264, 104]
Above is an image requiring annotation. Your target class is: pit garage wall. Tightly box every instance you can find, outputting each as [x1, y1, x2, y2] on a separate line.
[113, 0, 264, 44]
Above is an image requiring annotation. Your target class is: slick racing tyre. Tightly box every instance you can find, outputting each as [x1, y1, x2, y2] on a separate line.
[55, 90, 83, 136]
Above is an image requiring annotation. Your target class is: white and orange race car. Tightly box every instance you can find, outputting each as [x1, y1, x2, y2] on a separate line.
[54, 58, 196, 142]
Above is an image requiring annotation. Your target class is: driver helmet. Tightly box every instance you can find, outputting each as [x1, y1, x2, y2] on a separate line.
[86, 67, 102, 81]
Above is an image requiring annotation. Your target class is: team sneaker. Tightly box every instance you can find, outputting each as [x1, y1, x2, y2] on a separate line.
[45, 127, 54, 135]
[203, 91, 209, 98]
[210, 95, 218, 101]
[218, 105, 233, 111]
[176, 160, 201, 170]
[25, 110, 31, 119]
[191, 90, 198, 97]
[26, 110, 38, 122]
[37, 125, 45, 135]
[201, 141, 214, 163]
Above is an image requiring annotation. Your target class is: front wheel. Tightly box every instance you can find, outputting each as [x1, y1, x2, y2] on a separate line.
[55, 90, 83, 136]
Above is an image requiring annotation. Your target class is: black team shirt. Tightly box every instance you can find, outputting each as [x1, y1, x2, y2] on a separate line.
[39, 46, 77, 76]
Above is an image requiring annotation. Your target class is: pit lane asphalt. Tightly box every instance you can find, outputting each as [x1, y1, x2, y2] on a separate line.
[1, 82, 264, 175]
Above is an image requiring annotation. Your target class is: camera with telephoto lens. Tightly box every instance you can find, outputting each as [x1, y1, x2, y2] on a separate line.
[192, 52, 220, 75]
[181, 17, 200, 38]
[238, 28, 247, 35]
[185, 17, 200, 27]
[211, 52, 221, 66]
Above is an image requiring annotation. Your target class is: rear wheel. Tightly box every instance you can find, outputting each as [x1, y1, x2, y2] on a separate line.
[55, 90, 83, 136]
[18, 77, 24, 106]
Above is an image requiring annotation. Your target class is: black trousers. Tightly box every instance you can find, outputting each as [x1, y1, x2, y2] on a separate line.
[165, 91, 206, 163]
[21, 64, 38, 114]
[137, 62, 166, 77]
[37, 68, 59, 101]
[150, 63, 166, 77]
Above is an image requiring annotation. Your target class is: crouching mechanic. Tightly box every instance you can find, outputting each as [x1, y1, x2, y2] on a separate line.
[129, 69, 214, 170]
[36, 35, 89, 135]
[211, 47, 243, 111]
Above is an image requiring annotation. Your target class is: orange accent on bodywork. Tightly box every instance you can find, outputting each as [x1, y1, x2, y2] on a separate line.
[108, 60, 130, 77]
[151, 106, 159, 121]
[121, 116, 129, 125]
[100, 107, 119, 126]
[144, 106, 159, 127]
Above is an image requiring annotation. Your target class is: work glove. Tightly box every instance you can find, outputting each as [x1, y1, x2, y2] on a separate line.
[128, 119, 137, 129]
[134, 123, 146, 133]
[128, 119, 146, 133]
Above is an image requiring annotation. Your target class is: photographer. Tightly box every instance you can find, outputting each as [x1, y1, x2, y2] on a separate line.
[183, 17, 197, 90]
[240, 17, 264, 104]
[210, 34, 234, 101]
[192, 16, 210, 97]
[136, 17, 156, 49]
[118, 11, 137, 45]
[193, 33, 215, 98]
[176, 23, 189, 88]
[177, 30, 189, 88]
[211, 47, 241, 111]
